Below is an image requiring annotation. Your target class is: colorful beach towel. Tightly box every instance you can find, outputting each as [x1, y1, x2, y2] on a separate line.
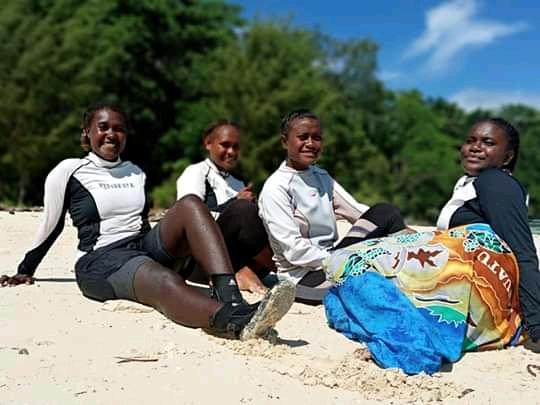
[323, 224, 522, 374]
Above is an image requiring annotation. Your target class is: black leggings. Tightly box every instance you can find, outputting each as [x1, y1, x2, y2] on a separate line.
[334, 202, 406, 249]
[216, 199, 269, 275]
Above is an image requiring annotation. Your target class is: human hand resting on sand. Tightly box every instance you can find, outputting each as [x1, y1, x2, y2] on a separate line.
[0, 274, 34, 287]
[237, 183, 256, 201]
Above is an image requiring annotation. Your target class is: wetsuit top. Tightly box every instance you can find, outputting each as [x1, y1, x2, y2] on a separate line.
[17, 152, 149, 276]
[438, 168, 540, 339]
[176, 158, 245, 219]
[258, 162, 369, 283]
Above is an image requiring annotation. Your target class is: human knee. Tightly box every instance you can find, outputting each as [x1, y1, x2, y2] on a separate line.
[219, 199, 262, 234]
[230, 198, 258, 218]
[227, 200, 268, 251]
[369, 202, 402, 219]
[169, 194, 210, 224]
[363, 202, 405, 234]
[175, 194, 205, 211]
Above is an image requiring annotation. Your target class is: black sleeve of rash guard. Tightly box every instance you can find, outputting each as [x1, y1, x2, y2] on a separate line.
[16, 160, 80, 276]
[475, 168, 540, 339]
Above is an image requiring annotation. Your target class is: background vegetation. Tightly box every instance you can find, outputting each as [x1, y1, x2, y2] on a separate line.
[1, 0, 539, 222]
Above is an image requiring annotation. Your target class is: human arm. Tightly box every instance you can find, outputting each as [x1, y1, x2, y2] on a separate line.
[475, 169, 540, 340]
[1, 161, 72, 284]
[214, 182, 255, 211]
[177, 163, 253, 211]
[259, 180, 330, 269]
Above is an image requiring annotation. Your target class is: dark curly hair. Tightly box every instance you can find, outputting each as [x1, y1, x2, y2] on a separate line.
[201, 119, 241, 144]
[80, 103, 130, 152]
[477, 117, 520, 172]
[280, 108, 320, 138]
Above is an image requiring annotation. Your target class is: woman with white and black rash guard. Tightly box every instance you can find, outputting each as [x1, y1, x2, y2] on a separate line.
[1, 103, 294, 341]
[176, 120, 276, 295]
[437, 117, 540, 343]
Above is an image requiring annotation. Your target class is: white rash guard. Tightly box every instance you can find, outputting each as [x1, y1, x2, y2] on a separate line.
[259, 162, 369, 283]
[176, 158, 245, 219]
[17, 152, 149, 276]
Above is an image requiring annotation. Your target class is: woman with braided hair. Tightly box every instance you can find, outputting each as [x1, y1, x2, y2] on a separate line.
[1, 103, 294, 340]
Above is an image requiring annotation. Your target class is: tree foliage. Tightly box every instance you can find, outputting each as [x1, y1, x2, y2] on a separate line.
[1, 1, 539, 222]
[0, 0, 240, 204]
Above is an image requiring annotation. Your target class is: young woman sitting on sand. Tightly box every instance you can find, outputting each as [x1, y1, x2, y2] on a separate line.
[0, 103, 294, 340]
[176, 120, 275, 294]
[258, 109, 409, 304]
[436, 118, 540, 342]
[323, 117, 540, 374]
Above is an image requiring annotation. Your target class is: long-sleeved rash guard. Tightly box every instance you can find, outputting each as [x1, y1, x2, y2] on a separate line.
[17, 152, 149, 276]
[437, 168, 540, 339]
[259, 162, 369, 283]
[176, 158, 245, 219]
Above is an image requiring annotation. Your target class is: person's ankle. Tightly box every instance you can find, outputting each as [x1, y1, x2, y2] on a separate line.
[210, 273, 245, 305]
[208, 301, 258, 338]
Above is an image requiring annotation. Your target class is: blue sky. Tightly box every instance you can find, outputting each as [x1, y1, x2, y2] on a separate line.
[232, 0, 540, 111]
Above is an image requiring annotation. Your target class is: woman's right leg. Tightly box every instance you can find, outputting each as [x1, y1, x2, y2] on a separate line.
[135, 195, 295, 337]
[151, 195, 244, 304]
[133, 259, 221, 328]
[158, 195, 236, 278]
[132, 259, 295, 338]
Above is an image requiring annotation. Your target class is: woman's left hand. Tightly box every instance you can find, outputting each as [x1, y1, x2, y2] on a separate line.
[237, 183, 256, 201]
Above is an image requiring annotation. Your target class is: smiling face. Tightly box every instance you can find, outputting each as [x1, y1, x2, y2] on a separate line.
[282, 117, 322, 170]
[204, 125, 240, 171]
[85, 108, 127, 161]
[460, 121, 514, 175]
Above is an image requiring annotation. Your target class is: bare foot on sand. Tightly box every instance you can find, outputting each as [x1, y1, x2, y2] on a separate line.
[236, 266, 268, 295]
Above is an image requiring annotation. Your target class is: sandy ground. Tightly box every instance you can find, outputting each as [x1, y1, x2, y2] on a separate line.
[1, 212, 539, 405]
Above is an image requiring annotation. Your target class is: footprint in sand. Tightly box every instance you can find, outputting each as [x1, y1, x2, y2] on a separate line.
[100, 300, 154, 314]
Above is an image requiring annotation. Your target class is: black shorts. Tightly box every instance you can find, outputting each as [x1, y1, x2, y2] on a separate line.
[74, 224, 187, 302]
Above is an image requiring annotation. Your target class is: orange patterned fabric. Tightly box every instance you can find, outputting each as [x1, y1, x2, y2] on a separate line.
[324, 223, 523, 351]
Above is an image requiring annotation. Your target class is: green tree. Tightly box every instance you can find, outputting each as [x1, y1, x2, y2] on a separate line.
[155, 20, 342, 206]
[0, 0, 240, 205]
[498, 105, 540, 216]
[155, 21, 387, 208]
[427, 97, 468, 141]
[378, 91, 461, 220]
[319, 36, 390, 204]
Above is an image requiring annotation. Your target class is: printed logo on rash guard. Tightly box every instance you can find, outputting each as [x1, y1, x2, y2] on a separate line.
[98, 182, 135, 190]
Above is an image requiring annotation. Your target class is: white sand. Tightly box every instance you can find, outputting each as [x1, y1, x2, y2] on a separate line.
[1, 212, 539, 404]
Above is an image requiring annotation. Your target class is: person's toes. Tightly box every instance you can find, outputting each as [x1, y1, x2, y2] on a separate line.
[251, 283, 269, 295]
[236, 267, 267, 294]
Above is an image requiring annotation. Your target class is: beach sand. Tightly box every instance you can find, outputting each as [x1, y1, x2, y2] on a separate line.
[1, 212, 539, 404]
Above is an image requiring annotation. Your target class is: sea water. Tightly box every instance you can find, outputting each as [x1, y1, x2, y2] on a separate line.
[530, 219, 540, 235]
